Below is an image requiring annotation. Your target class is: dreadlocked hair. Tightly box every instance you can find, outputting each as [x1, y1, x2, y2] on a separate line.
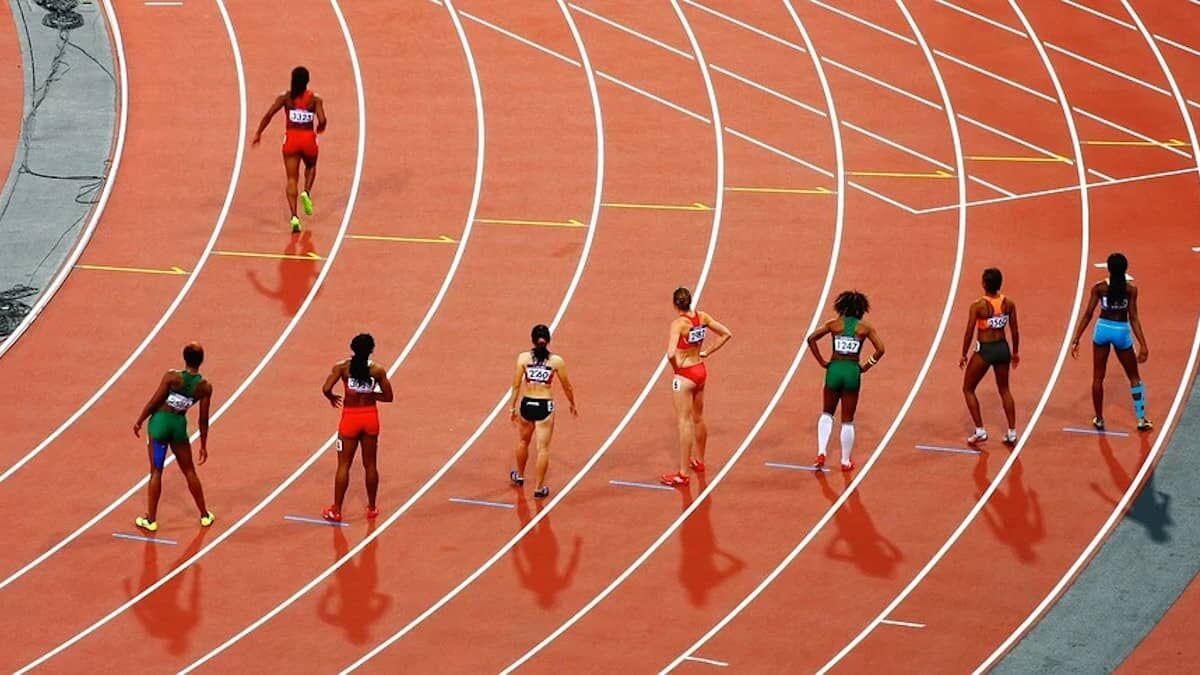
[350, 333, 374, 381]
[834, 290, 870, 319]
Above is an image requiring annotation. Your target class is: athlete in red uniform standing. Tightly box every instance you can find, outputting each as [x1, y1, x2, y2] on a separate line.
[252, 66, 327, 233]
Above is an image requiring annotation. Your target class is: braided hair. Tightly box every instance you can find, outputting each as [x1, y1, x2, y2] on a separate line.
[349, 333, 374, 381]
[1106, 253, 1129, 306]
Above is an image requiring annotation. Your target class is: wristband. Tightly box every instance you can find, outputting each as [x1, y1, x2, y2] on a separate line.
[867, 356, 878, 366]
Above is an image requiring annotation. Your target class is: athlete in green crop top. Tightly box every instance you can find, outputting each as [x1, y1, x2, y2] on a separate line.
[132, 342, 214, 532]
[806, 291, 885, 471]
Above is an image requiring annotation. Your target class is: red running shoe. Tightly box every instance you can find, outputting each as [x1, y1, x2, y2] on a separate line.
[366, 506, 380, 520]
[322, 505, 342, 522]
[841, 460, 854, 472]
[814, 453, 826, 468]
[689, 457, 706, 472]
[660, 472, 690, 487]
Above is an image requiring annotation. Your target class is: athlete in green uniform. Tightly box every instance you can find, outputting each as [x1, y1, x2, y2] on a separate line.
[806, 291, 885, 471]
[132, 342, 214, 532]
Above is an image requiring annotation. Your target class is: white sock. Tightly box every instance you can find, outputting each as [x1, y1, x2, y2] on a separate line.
[840, 423, 855, 465]
[976, 427, 986, 436]
[817, 414, 834, 456]
[1008, 428, 1016, 436]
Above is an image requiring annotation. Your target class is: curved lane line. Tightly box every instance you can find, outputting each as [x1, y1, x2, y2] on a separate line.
[662, 0, 971, 669]
[0, 0, 129, 358]
[976, 1, 1200, 668]
[818, 1, 1092, 670]
[13, 0, 368, 668]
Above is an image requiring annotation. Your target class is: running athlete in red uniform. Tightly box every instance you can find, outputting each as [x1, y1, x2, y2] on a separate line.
[252, 66, 327, 233]
[662, 287, 732, 487]
[321, 334, 393, 522]
[960, 267, 1021, 445]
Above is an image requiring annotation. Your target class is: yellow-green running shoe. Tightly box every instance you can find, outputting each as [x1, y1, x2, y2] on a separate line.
[135, 516, 158, 532]
[290, 216, 302, 233]
[300, 191, 314, 216]
[200, 511, 215, 527]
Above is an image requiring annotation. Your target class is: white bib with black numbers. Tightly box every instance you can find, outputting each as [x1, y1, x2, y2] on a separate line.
[687, 325, 707, 345]
[833, 335, 862, 356]
[348, 376, 377, 394]
[288, 108, 315, 125]
[985, 315, 1008, 330]
[165, 391, 196, 413]
[525, 363, 553, 384]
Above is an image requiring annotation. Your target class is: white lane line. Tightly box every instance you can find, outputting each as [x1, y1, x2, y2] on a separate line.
[514, 2, 843, 670]
[1062, 426, 1130, 437]
[684, 655, 730, 667]
[0, 0, 129, 357]
[766, 461, 830, 473]
[459, 9, 580, 67]
[844, 120, 1014, 196]
[663, 0, 972, 669]
[1046, 42, 1174, 98]
[448, 498, 514, 509]
[915, 444, 981, 456]
[935, 0, 1026, 37]
[915, 167, 1193, 214]
[820, 1, 1092, 669]
[683, 0, 806, 53]
[711, 64, 827, 117]
[977, 4, 1200, 666]
[609, 480, 677, 492]
[184, 0, 611, 669]
[596, 71, 710, 123]
[112, 533, 177, 545]
[346, 1, 725, 669]
[821, 55, 942, 109]
[811, 0, 915, 45]
[16, 1, 367, 669]
[570, 2, 693, 59]
[880, 618, 926, 629]
[284, 515, 350, 528]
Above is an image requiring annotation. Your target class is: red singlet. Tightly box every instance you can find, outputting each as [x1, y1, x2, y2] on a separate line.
[674, 311, 708, 388]
[282, 90, 319, 159]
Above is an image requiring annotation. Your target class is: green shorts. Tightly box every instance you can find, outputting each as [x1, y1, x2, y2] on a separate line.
[824, 359, 862, 393]
[147, 410, 189, 444]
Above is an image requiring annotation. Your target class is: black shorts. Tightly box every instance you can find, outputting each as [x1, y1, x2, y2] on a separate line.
[977, 339, 1012, 366]
[519, 397, 555, 422]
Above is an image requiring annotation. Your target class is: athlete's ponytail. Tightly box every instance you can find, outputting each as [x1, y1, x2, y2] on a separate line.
[290, 66, 310, 100]
[1106, 252, 1128, 305]
[350, 333, 374, 381]
[531, 324, 551, 363]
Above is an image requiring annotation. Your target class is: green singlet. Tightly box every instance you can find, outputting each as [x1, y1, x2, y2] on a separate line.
[147, 370, 203, 443]
[824, 317, 863, 393]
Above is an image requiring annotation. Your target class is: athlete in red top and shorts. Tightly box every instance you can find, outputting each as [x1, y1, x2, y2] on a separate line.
[662, 287, 732, 487]
[321, 333, 393, 522]
[252, 66, 327, 233]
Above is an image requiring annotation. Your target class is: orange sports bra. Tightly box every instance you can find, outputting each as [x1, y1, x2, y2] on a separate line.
[976, 295, 1009, 331]
[524, 354, 555, 386]
[676, 311, 707, 351]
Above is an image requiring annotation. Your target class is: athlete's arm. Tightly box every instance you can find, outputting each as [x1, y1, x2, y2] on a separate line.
[667, 319, 684, 370]
[806, 322, 832, 369]
[196, 383, 211, 464]
[372, 364, 394, 403]
[252, 94, 286, 146]
[133, 372, 173, 437]
[508, 354, 527, 422]
[1008, 300, 1021, 369]
[1129, 285, 1149, 363]
[553, 356, 578, 416]
[314, 95, 327, 134]
[1070, 284, 1100, 359]
[861, 322, 885, 373]
[960, 301, 979, 368]
[699, 313, 732, 358]
[322, 364, 343, 408]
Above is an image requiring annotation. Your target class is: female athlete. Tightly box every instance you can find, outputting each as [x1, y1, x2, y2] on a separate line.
[662, 287, 732, 487]
[508, 324, 578, 499]
[806, 290, 885, 471]
[321, 334, 394, 522]
[1069, 253, 1152, 431]
[960, 267, 1021, 445]
[252, 66, 327, 233]
[132, 343, 215, 532]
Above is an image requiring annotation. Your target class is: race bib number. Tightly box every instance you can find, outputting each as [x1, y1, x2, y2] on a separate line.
[525, 365, 553, 384]
[986, 316, 1008, 330]
[687, 326, 707, 344]
[348, 377, 377, 394]
[672, 377, 682, 391]
[288, 108, 315, 124]
[165, 391, 195, 412]
[833, 335, 861, 355]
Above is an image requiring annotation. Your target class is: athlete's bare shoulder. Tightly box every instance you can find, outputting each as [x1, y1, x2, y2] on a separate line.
[369, 362, 388, 379]
[548, 353, 566, 368]
[516, 351, 532, 365]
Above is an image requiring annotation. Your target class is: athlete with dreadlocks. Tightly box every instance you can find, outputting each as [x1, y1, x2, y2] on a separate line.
[1070, 253, 1152, 431]
[252, 66, 328, 233]
[806, 291, 885, 471]
[960, 267, 1021, 446]
[508, 324, 578, 499]
[321, 334, 394, 522]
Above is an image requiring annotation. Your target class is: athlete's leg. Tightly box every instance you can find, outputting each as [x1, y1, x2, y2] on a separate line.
[1114, 346, 1148, 424]
[993, 362, 1016, 431]
[1092, 342, 1111, 421]
[171, 440, 209, 517]
[817, 387, 838, 459]
[963, 354, 990, 428]
[332, 436, 360, 513]
[514, 417, 534, 478]
[303, 154, 317, 194]
[360, 434, 379, 511]
[144, 440, 164, 522]
[283, 153, 302, 218]
[840, 391, 859, 466]
[691, 386, 707, 463]
[532, 414, 556, 491]
[673, 376, 697, 475]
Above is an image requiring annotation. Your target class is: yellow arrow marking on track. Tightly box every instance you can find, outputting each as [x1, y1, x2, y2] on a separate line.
[214, 250, 324, 261]
[476, 217, 587, 228]
[600, 201, 713, 211]
[849, 170, 953, 179]
[966, 155, 1071, 163]
[1084, 138, 1188, 147]
[350, 234, 458, 244]
[76, 264, 189, 276]
[726, 186, 834, 194]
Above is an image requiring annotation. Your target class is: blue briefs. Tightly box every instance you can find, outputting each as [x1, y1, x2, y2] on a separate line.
[1093, 317, 1133, 350]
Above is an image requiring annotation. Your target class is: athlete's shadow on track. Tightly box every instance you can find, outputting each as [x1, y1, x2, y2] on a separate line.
[818, 473, 903, 577]
[122, 529, 209, 655]
[678, 474, 746, 607]
[1091, 434, 1171, 543]
[245, 231, 320, 316]
[973, 452, 1045, 562]
[513, 498, 581, 608]
[317, 522, 392, 644]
